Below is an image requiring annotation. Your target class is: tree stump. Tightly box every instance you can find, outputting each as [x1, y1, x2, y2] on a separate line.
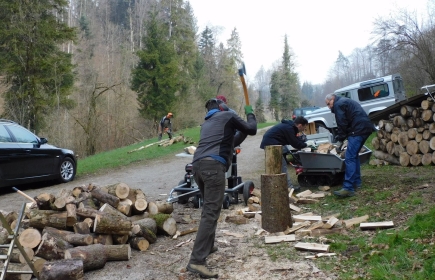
[260, 173, 292, 233]
[39, 259, 84, 280]
[64, 244, 107, 272]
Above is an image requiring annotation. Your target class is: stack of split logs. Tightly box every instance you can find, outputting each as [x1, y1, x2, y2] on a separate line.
[0, 182, 177, 280]
[372, 98, 435, 167]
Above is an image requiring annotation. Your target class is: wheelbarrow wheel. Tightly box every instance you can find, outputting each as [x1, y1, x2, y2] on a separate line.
[192, 194, 202, 208]
[222, 194, 230, 209]
[176, 180, 189, 204]
[243, 181, 254, 206]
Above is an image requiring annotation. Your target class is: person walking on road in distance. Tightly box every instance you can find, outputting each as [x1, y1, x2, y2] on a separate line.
[186, 98, 257, 279]
[325, 93, 375, 198]
[260, 116, 314, 191]
[158, 112, 173, 141]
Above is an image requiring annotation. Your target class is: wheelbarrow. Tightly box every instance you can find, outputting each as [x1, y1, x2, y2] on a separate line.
[287, 145, 372, 188]
[166, 147, 254, 209]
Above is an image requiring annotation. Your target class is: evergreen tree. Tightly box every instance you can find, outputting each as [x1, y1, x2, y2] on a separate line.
[254, 95, 266, 123]
[0, 0, 76, 133]
[269, 71, 281, 121]
[131, 10, 179, 122]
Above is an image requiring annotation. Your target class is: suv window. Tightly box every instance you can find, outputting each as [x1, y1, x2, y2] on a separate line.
[357, 84, 389, 101]
[7, 125, 39, 144]
[0, 125, 12, 142]
[336, 91, 351, 98]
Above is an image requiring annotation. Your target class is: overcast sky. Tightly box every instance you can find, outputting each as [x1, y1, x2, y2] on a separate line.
[188, 0, 429, 85]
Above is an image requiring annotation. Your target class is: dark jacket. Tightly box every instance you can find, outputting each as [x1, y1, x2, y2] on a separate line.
[260, 119, 307, 150]
[332, 96, 375, 142]
[192, 110, 257, 171]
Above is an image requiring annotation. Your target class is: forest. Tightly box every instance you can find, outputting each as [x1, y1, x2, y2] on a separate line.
[0, 0, 434, 158]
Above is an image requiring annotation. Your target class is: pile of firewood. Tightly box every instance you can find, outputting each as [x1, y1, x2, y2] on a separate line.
[0, 183, 177, 280]
[372, 98, 435, 166]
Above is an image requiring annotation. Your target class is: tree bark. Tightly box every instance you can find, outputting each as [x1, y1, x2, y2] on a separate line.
[35, 232, 73, 260]
[373, 150, 400, 165]
[64, 244, 107, 272]
[132, 218, 157, 243]
[42, 227, 93, 246]
[104, 244, 131, 261]
[91, 187, 120, 208]
[29, 210, 67, 229]
[264, 145, 282, 174]
[39, 259, 84, 280]
[18, 228, 42, 249]
[93, 214, 132, 235]
[129, 237, 149, 251]
[260, 173, 292, 233]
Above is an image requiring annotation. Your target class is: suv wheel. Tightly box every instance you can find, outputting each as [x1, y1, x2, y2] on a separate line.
[59, 157, 76, 183]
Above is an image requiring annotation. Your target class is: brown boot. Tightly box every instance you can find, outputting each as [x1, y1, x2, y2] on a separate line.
[186, 263, 218, 279]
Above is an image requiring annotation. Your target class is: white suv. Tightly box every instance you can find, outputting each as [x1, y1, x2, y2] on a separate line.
[305, 73, 406, 136]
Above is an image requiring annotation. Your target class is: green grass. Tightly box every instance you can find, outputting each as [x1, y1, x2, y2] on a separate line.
[76, 121, 277, 177]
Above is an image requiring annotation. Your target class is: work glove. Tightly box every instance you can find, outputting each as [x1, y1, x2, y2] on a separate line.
[244, 105, 253, 115]
[335, 141, 343, 153]
[305, 140, 316, 147]
[297, 134, 307, 142]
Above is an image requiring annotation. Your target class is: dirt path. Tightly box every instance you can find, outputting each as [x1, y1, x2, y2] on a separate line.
[0, 127, 337, 280]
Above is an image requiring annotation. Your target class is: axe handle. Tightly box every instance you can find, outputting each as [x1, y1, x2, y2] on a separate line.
[239, 74, 250, 106]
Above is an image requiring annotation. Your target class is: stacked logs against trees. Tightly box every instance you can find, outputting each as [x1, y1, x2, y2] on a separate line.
[0, 183, 177, 280]
[372, 98, 435, 167]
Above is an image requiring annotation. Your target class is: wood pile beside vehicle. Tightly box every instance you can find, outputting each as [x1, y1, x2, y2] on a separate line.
[372, 98, 435, 166]
[0, 182, 177, 278]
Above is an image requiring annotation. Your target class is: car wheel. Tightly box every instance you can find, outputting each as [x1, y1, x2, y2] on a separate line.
[59, 157, 76, 183]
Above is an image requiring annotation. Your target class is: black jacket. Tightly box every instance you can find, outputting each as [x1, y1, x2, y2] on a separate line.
[260, 119, 307, 150]
[332, 96, 375, 142]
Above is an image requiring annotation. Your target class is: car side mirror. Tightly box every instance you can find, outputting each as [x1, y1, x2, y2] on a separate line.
[39, 138, 48, 144]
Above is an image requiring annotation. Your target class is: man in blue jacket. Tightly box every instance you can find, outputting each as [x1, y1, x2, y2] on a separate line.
[186, 98, 257, 279]
[260, 116, 310, 190]
[325, 93, 375, 198]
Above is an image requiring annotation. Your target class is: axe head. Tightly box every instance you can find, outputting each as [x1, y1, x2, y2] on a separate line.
[238, 62, 246, 76]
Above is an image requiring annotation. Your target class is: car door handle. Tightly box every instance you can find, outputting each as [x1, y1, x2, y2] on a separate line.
[23, 150, 32, 154]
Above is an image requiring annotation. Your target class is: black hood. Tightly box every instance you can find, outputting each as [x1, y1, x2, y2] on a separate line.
[281, 119, 295, 126]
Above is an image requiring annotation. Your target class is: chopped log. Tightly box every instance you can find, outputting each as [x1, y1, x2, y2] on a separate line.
[153, 214, 177, 236]
[32, 257, 47, 275]
[407, 128, 417, 140]
[264, 145, 283, 174]
[39, 259, 84, 280]
[284, 221, 310, 234]
[322, 217, 339, 229]
[147, 202, 158, 216]
[373, 150, 400, 165]
[398, 131, 409, 147]
[421, 109, 434, 122]
[419, 140, 432, 154]
[53, 189, 75, 211]
[422, 130, 433, 140]
[429, 123, 435, 134]
[410, 154, 423, 166]
[77, 192, 97, 209]
[106, 183, 130, 199]
[18, 228, 42, 249]
[133, 218, 158, 243]
[415, 133, 423, 143]
[0, 227, 9, 245]
[43, 227, 93, 246]
[0, 247, 34, 264]
[384, 122, 394, 133]
[248, 202, 261, 212]
[406, 140, 420, 155]
[93, 214, 132, 235]
[294, 242, 329, 252]
[343, 215, 369, 228]
[104, 244, 131, 261]
[35, 232, 73, 260]
[422, 153, 433, 166]
[117, 199, 133, 216]
[360, 221, 394, 230]
[112, 234, 129, 245]
[400, 105, 415, 117]
[76, 207, 104, 219]
[92, 234, 113, 245]
[34, 193, 55, 210]
[128, 212, 150, 223]
[421, 99, 434, 110]
[4, 263, 33, 280]
[65, 203, 77, 227]
[371, 137, 380, 150]
[264, 234, 296, 244]
[390, 132, 398, 143]
[91, 187, 120, 208]
[129, 237, 149, 251]
[29, 209, 67, 229]
[292, 215, 322, 222]
[99, 203, 127, 219]
[72, 185, 86, 198]
[376, 129, 385, 140]
[399, 152, 410, 167]
[393, 144, 405, 157]
[225, 215, 249, 225]
[154, 201, 174, 214]
[386, 141, 395, 155]
[64, 244, 107, 272]
[393, 115, 406, 127]
[260, 173, 292, 233]
[133, 189, 148, 213]
[73, 221, 91, 234]
[251, 188, 261, 199]
[430, 137, 435, 150]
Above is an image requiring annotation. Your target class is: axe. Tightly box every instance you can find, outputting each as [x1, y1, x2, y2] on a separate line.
[238, 63, 250, 106]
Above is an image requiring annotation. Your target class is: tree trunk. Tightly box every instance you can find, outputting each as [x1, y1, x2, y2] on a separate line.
[18, 228, 42, 249]
[29, 210, 67, 229]
[64, 244, 107, 272]
[42, 227, 93, 246]
[104, 244, 131, 261]
[399, 152, 410, 167]
[373, 150, 400, 165]
[93, 214, 132, 235]
[39, 259, 84, 280]
[132, 218, 157, 244]
[35, 232, 73, 260]
[260, 173, 292, 233]
[91, 187, 120, 208]
[129, 237, 149, 251]
[264, 145, 282, 174]
[153, 214, 177, 236]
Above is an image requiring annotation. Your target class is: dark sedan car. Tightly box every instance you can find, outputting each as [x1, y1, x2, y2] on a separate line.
[0, 119, 77, 188]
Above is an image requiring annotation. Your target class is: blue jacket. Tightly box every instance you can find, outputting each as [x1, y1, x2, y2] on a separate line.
[260, 119, 307, 150]
[332, 96, 375, 142]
